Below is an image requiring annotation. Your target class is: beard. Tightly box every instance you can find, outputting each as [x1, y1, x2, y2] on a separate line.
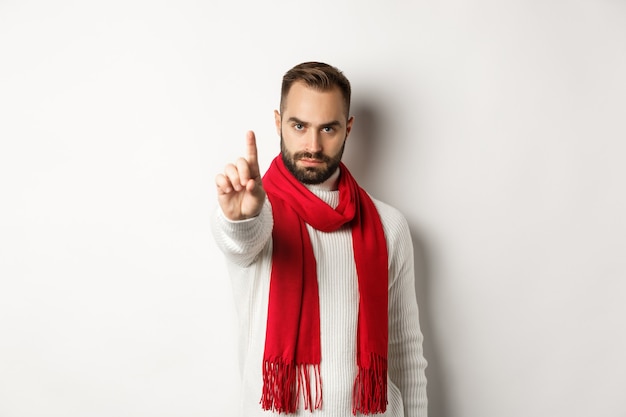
[280, 135, 346, 185]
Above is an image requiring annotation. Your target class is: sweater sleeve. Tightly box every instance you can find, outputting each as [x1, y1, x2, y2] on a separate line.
[381, 204, 428, 417]
[210, 199, 273, 268]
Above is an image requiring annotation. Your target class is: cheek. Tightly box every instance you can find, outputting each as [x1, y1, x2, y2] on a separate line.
[283, 129, 307, 146]
[330, 137, 346, 154]
[280, 134, 298, 154]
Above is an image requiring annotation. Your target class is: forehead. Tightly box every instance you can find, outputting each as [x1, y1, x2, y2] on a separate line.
[282, 82, 347, 121]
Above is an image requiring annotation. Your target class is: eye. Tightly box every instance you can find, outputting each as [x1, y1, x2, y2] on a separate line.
[294, 123, 304, 131]
[322, 126, 334, 133]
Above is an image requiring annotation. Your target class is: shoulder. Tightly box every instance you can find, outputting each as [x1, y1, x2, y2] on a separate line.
[369, 196, 415, 276]
[370, 196, 411, 239]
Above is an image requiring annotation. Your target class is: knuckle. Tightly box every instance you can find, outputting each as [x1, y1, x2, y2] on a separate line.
[236, 157, 249, 169]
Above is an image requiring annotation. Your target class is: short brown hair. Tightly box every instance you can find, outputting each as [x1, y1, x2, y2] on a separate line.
[280, 62, 351, 117]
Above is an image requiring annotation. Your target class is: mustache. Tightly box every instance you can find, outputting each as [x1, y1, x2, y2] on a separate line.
[293, 151, 331, 162]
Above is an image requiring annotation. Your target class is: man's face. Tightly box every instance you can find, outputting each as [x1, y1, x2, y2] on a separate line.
[275, 81, 353, 185]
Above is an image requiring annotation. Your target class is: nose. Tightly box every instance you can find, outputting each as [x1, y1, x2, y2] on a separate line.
[305, 130, 322, 153]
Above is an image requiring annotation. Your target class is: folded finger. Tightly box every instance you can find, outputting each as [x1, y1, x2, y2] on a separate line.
[222, 163, 243, 192]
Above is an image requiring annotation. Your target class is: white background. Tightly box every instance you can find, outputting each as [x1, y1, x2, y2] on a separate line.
[1, 1, 625, 416]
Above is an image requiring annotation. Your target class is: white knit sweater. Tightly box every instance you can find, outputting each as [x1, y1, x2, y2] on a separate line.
[211, 173, 428, 417]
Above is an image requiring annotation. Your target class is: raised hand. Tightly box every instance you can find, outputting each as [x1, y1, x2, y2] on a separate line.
[215, 131, 266, 220]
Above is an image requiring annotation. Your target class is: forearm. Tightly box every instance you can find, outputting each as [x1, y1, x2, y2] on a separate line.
[210, 199, 273, 267]
[388, 286, 428, 417]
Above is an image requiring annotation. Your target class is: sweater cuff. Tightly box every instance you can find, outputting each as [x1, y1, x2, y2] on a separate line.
[214, 200, 273, 241]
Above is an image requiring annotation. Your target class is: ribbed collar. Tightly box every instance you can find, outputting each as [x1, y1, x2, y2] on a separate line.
[305, 168, 340, 209]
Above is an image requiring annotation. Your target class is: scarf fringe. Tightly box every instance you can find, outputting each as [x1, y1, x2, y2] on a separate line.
[261, 359, 322, 413]
[352, 353, 388, 415]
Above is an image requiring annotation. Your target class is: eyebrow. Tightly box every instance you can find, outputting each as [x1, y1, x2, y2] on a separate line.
[286, 117, 343, 129]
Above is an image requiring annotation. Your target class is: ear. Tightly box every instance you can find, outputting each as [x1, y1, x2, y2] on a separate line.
[345, 116, 355, 139]
[274, 110, 281, 136]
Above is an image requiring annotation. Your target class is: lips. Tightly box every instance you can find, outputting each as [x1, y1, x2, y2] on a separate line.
[298, 158, 324, 167]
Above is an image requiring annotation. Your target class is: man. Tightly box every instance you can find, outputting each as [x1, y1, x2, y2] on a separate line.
[212, 62, 427, 416]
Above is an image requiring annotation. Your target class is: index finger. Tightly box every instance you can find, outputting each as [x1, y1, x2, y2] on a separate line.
[246, 130, 260, 177]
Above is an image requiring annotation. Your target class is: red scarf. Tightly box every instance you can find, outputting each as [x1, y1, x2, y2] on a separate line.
[261, 156, 388, 415]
